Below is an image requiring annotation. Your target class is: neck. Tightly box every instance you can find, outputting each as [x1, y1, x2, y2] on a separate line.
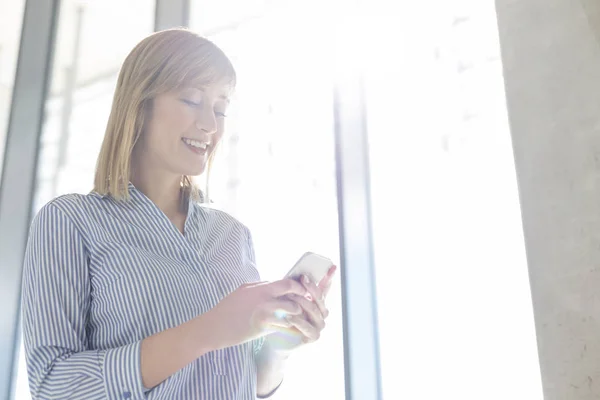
[130, 158, 184, 221]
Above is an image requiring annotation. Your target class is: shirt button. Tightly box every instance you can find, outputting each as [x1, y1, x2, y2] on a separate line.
[123, 391, 131, 399]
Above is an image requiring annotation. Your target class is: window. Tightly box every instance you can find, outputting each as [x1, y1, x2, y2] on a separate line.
[33, 0, 155, 211]
[0, 0, 26, 177]
[1, 1, 27, 398]
[365, 6, 543, 399]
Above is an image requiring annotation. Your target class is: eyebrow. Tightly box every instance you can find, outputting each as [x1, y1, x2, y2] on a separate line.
[184, 86, 231, 104]
[188, 87, 230, 104]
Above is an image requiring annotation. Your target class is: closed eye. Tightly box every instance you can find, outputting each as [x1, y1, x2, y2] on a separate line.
[182, 99, 201, 107]
[215, 111, 227, 118]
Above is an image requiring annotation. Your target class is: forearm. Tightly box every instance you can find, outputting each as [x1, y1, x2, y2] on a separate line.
[141, 313, 215, 389]
[256, 339, 289, 397]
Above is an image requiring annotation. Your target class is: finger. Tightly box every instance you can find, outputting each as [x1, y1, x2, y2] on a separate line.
[267, 278, 307, 298]
[262, 315, 293, 329]
[289, 294, 326, 330]
[319, 265, 337, 298]
[285, 315, 320, 343]
[241, 281, 269, 289]
[300, 275, 328, 317]
[263, 299, 302, 317]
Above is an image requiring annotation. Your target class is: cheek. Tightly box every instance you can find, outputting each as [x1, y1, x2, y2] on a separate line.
[148, 104, 194, 145]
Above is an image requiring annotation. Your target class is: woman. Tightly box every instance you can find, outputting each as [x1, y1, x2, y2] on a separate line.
[21, 28, 336, 400]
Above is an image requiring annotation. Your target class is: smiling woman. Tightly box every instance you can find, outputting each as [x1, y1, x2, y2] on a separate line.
[20, 28, 336, 400]
[93, 29, 235, 203]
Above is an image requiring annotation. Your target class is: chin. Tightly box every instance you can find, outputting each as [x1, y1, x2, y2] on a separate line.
[182, 164, 207, 177]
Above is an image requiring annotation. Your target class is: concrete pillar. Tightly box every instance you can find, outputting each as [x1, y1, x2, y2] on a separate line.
[496, 0, 600, 398]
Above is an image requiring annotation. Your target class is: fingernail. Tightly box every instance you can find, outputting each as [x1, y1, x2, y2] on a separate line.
[306, 293, 313, 301]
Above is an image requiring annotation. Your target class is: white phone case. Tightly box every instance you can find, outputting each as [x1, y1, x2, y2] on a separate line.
[284, 252, 334, 283]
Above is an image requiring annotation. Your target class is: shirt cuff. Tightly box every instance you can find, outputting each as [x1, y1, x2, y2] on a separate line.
[101, 341, 148, 400]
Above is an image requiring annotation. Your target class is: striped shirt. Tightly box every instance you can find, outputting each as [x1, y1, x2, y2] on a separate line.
[21, 183, 264, 400]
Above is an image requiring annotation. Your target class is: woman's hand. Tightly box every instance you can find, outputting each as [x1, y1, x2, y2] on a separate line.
[201, 279, 308, 351]
[266, 265, 337, 353]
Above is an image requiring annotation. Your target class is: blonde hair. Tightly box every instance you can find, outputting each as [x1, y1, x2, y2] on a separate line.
[93, 28, 235, 203]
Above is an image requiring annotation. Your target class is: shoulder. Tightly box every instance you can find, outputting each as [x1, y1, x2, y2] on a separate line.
[35, 192, 90, 216]
[32, 192, 101, 229]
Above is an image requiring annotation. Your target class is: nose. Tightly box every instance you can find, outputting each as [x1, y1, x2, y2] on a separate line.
[194, 109, 217, 136]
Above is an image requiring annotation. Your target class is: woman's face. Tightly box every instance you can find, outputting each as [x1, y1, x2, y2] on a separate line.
[136, 84, 230, 177]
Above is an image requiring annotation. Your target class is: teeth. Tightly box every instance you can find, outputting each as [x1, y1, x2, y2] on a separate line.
[183, 138, 208, 150]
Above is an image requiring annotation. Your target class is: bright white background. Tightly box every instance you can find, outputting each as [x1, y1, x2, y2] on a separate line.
[364, 3, 543, 399]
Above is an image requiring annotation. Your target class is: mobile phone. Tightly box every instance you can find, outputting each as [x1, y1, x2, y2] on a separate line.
[284, 252, 334, 284]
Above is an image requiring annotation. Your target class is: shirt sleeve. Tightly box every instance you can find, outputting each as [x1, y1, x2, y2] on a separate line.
[21, 202, 148, 400]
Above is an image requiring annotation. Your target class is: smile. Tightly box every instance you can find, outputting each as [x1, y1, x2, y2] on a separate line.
[182, 137, 209, 150]
[181, 138, 211, 156]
